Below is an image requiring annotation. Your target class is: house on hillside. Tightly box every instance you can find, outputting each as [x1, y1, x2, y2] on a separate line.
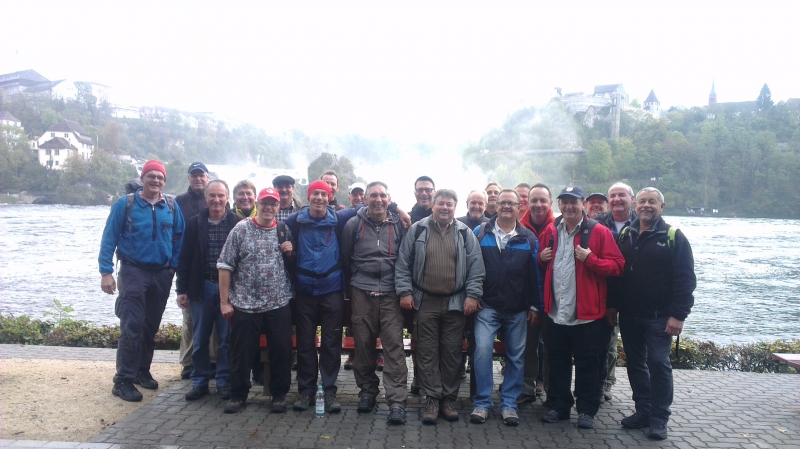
[31, 119, 95, 169]
[0, 111, 22, 128]
[0, 69, 64, 96]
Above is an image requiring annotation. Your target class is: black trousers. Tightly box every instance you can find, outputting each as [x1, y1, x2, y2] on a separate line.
[295, 290, 344, 396]
[545, 316, 605, 417]
[229, 304, 292, 401]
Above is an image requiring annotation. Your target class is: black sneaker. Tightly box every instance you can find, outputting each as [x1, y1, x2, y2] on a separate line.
[540, 410, 569, 423]
[133, 370, 158, 390]
[180, 365, 193, 380]
[185, 385, 209, 401]
[325, 395, 341, 413]
[292, 394, 313, 411]
[224, 399, 246, 414]
[271, 394, 287, 413]
[647, 419, 668, 440]
[357, 396, 376, 413]
[112, 380, 143, 402]
[577, 413, 594, 429]
[388, 405, 406, 425]
[621, 411, 651, 429]
[217, 385, 231, 400]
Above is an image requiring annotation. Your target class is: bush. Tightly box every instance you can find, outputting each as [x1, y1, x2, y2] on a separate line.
[0, 314, 52, 344]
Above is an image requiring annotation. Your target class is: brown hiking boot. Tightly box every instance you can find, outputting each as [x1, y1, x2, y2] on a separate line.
[440, 398, 459, 422]
[422, 397, 439, 425]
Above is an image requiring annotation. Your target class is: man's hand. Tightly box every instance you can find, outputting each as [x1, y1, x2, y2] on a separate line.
[527, 311, 541, 326]
[665, 317, 684, 336]
[574, 246, 592, 263]
[101, 274, 116, 295]
[176, 294, 189, 309]
[539, 247, 553, 263]
[169, 268, 175, 276]
[464, 297, 482, 315]
[279, 241, 293, 255]
[397, 208, 411, 229]
[400, 295, 414, 310]
[606, 307, 618, 327]
[221, 302, 234, 323]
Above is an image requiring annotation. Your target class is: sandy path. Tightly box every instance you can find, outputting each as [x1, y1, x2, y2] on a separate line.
[0, 359, 179, 442]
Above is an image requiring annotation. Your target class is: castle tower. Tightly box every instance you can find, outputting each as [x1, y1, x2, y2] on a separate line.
[709, 80, 717, 106]
[643, 89, 660, 118]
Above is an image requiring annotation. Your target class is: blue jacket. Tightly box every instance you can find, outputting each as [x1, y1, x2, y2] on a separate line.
[284, 205, 359, 296]
[99, 190, 185, 274]
[475, 218, 542, 315]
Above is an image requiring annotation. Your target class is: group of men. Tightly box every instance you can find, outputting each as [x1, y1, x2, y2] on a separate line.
[99, 160, 695, 440]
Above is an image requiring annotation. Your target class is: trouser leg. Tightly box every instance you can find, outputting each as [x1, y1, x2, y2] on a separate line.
[138, 268, 171, 373]
[439, 304, 466, 401]
[211, 282, 230, 386]
[114, 264, 147, 382]
[499, 311, 528, 411]
[179, 307, 193, 367]
[294, 293, 319, 396]
[379, 292, 408, 407]
[414, 295, 444, 399]
[605, 325, 619, 385]
[472, 307, 500, 410]
[620, 312, 652, 416]
[229, 309, 259, 401]
[643, 315, 673, 422]
[189, 282, 215, 387]
[351, 288, 380, 398]
[573, 319, 603, 416]
[545, 317, 574, 415]
[263, 304, 293, 398]
[318, 290, 343, 396]
[597, 321, 615, 389]
[522, 318, 543, 396]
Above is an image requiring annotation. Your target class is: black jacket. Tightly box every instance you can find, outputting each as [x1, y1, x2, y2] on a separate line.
[607, 216, 696, 321]
[175, 188, 207, 221]
[176, 210, 242, 300]
[596, 209, 636, 239]
[457, 214, 489, 231]
[475, 218, 542, 315]
[410, 204, 432, 224]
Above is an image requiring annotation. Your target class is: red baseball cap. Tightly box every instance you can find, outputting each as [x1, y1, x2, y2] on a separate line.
[258, 188, 280, 202]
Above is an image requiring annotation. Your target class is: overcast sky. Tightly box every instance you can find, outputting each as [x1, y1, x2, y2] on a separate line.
[2, 1, 797, 147]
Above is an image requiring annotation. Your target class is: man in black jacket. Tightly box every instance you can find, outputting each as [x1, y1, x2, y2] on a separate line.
[176, 180, 242, 401]
[175, 162, 210, 380]
[606, 187, 696, 441]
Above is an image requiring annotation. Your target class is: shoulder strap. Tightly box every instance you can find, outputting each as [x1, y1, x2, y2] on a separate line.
[124, 193, 135, 234]
[163, 194, 175, 215]
[459, 227, 468, 244]
[476, 224, 487, 243]
[276, 221, 288, 244]
[617, 226, 629, 246]
[579, 218, 598, 249]
[414, 223, 426, 240]
[666, 225, 677, 253]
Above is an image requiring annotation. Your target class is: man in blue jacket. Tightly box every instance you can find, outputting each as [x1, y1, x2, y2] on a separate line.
[98, 160, 185, 402]
[469, 189, 542, 427]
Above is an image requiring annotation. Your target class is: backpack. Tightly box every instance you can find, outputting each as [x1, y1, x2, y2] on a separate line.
[553, 215, 598, 249]
[617, 225, 677, 254]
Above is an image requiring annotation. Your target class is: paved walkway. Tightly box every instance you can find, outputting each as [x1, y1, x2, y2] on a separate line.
[1, 344, 798, 448]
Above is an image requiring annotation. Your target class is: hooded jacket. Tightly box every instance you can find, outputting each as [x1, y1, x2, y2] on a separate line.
[175, 187, 207, 221]
[538, 214, 624, 321]
[520, 208, 555, 240]
[340, 207, 406, 292]
[395, 216, 485, 312]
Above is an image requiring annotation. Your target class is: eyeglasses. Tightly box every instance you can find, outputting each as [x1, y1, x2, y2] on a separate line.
[498, 201, 519, 207]
[144, 174, 165, 182]
[415, 188, 434, 194]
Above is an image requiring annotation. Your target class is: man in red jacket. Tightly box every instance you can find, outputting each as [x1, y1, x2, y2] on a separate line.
[538, 186, 624, 430]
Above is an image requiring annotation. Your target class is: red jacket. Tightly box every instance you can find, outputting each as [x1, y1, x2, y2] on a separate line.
[520, 209, 555, 240]
[538, 216, 624, 321]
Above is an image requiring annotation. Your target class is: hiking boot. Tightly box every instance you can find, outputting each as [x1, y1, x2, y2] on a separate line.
[133, 370, 158, 390]
[217, 385, 231, 400]
[577, 413, 594, 429]
[388, 405, 407, 425]
[540, 409, 569, 423]
[470, 408, 489, 424]
[344, 353, 354, 370]
[535, 379, 544, 397]
[647, 419, 668, 440]
[271, 394, 287, 413]
[324, 395, 342, 413]
[357, 396, 376, 413]
[376, 354, 385, 371]
[223, 399, 246, 414]
[185, 385, 209, 401]
[422, 397, 439, 425]
[440, 398, 459, 422]
[180, 365, 193, 380]
[621, 411, 651, 429]
[516, 393, 537, 404]
[602, 382, 613, 401]
[292, 394, 313, 411]
[502, 409, 520, 426]
[112, 380, 143, 402]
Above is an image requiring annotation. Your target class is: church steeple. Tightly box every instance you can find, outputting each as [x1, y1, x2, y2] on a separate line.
[709, 79, 717, 106]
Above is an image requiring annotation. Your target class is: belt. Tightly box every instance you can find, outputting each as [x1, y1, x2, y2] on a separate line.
[205, 273, 219, 282]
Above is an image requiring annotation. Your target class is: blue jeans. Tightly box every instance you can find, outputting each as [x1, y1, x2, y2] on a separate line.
[619, 312, 673, 422]
[472, 306, 528, 412]
[189, 280, 231, 388]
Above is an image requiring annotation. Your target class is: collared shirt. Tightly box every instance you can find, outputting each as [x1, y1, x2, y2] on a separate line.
[549, 218, 592, 326]
[493, 221, 517, 251]
[276, 204, 297, 222]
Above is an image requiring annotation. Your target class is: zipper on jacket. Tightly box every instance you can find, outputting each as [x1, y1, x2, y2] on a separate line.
[151, 204, 157, 242]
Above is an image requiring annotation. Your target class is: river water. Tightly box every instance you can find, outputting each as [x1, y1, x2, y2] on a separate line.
[0, 204, 798, 344]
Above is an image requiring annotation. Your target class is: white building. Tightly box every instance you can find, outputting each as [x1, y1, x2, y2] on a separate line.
[52, 80, 110, 104]
[31, 119, 95, 169]
[643, 89, 661, 118]
[0, 111, 22, 128]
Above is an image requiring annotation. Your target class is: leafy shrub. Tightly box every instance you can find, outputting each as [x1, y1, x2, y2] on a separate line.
[0, 314, 52, 344]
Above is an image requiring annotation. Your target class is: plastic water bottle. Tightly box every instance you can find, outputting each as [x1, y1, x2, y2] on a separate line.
[315, 385, 325, 418]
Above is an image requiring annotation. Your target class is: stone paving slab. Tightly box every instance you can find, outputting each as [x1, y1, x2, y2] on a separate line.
[3, 345, 799, 448]
[0, 344, 178, 364]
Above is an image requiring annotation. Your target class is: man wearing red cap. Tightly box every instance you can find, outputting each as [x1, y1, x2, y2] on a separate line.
[217, 187, 296, 414]
[99, 160, 186, 402]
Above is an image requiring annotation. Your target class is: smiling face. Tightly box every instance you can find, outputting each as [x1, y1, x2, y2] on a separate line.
[321, 174, 339, 197]
[140, 170, 165, 198]
[466, 192, 486, 220]
[635, 191, 665, 227]
[274, 182, 294, 207]
[234, 186, 256, 211]
[349, 188, 365, 207]
[188, 170, 209, 193]
[366, 184, 390, 220]
[496, 191, 518, 221]
[414, 180, 435, 209]
[485, 185, 501, 207]
[205, 182, 228, 219]
[608, 186, 633, 220]
[256, 198, 279, 225]
[587, 196, 608, 218]
[528, 187, 552, 225]
[308, 189, 329, 218]
[557, 195, 585, 225]
[514, 186, 530, 218]
[432, 194, 456, 226]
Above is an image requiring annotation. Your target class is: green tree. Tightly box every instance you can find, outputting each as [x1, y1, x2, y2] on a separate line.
[757, 83, 773, 112]
[586, 140, 613, 182]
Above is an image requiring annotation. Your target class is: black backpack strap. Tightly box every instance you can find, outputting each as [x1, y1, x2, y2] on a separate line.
[276, 221, 288, 244]
[579, 218, 598, 249]
[476, 224, 487, 243]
